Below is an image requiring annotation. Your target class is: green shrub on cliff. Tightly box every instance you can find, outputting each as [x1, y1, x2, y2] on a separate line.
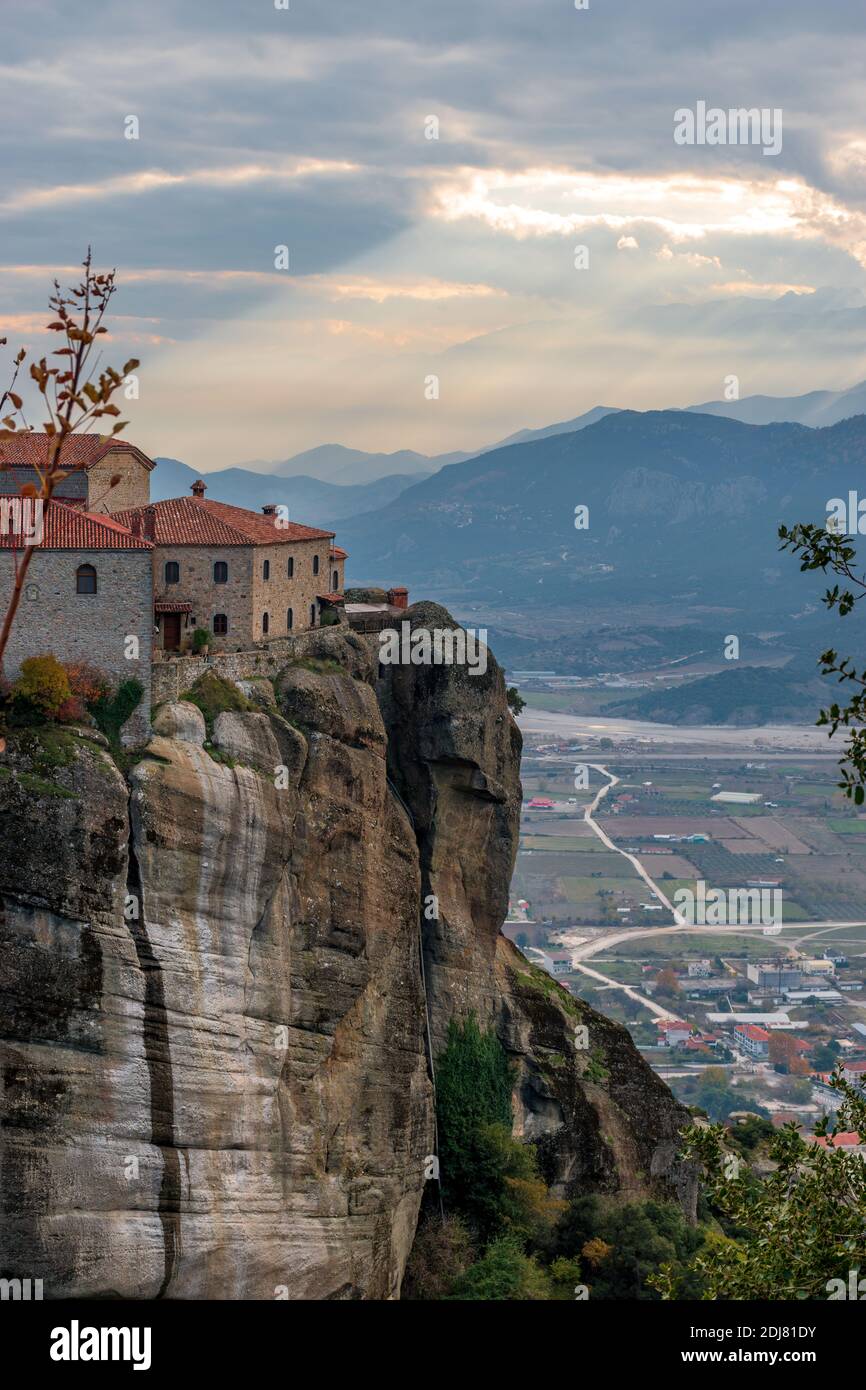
[551, 1194, 705, 1300]
[88, 678, 143, 749]
[446, 1235, 550, 1300]
[436, 1016, 563, 1245]
[181, 671, 251, 736]
[9, 654, 71, 721]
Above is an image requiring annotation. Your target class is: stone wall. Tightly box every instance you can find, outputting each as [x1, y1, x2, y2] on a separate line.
[154, 544, 254, 650]
[0, 547, 153, 741]
[153, 536, 333, 651]
[328, 554, 345, 594]
[150, 620, 348, 705]
[87, 451, 152, 514]
[250, 537, 331, 641]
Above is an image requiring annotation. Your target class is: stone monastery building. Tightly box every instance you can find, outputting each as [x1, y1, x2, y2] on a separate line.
[0, 434, 348, 738]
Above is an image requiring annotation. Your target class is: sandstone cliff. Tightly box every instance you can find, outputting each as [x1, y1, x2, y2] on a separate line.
[0, 610, 694, 1299]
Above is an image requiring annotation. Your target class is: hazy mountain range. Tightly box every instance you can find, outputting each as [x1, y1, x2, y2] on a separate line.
[337, 409, 866, 607]
[154, 376, 866, 510]
[151, 457, 434, 525]
[152, 379, 866, 723]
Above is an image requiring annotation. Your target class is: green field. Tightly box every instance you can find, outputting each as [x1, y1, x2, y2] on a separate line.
[521, 836, 598, 851]
[828, 819, 866, 834]
[559, 875, 647, 902]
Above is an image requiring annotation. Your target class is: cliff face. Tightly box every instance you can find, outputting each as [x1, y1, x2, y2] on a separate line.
[0, 613, 695, 1300]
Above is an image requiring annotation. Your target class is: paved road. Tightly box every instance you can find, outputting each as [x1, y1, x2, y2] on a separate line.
[584, 763, 689, 925]
[544, 758, 866, 1017]
[570, 959, 683, 1020]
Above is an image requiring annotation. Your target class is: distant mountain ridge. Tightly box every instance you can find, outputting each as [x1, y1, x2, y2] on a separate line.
[336, 408, 866, 611]
[236, 443, 469, 485]
[151, 457, 429, 527]
[163, 377, 866, 495]
[686, 379, 866, 427]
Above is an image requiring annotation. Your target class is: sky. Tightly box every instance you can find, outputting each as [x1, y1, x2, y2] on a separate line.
[3, 0, 866, 471]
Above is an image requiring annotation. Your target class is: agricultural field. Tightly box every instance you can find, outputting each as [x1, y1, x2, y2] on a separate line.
[513, 745, 866, 928]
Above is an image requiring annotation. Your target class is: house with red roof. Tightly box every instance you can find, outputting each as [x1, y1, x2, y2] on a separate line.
[733, 1023, 771, 1059]
[0, 432, 156, 514]
[842, 1060, 866, 1089]
[0, 499, 153, 739]
[0, 434, 352, 737]
[117, 479, 345, 651]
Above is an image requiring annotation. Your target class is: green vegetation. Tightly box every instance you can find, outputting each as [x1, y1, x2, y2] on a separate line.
[652, 1073, 866, 1300]
[181, 671, 252, 736]
[89, 678, 144, 750]
[551, 1195, 705, 1300]
[0, 764, 78, 799]
[670, 1066, 767, 1123]
[446, 1236, 550, 1300]
[436, 1015, 557, 1243]
[406, 1015, 705, 1301]
[8, 654, 71, 720]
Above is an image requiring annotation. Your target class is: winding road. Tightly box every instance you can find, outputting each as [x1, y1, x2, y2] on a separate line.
[564, 763, 866, 1016]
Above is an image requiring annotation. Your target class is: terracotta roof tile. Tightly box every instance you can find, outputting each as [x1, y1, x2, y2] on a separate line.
[737, 1024, 771, 1042]
[0, 431, 155, 471]
[116, 495, 335, 547]
[330, 545, 348, 560]
[0, 499, 153, 550]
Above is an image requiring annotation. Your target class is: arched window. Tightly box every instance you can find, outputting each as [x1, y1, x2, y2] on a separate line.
[214, 560, 228, 584]
[287, 556, 294, 578]
[310, 602, 317, 626]
[263, 558, 270, 581]
[312, 554, 320, 576]
[332, 570, 339, 591]
[286, 607, 293, 630]
[165, 560, 180, 585]
[262, 612, 269, 635]
[213, 614, 228, 635]
[76, 564, 97, 594]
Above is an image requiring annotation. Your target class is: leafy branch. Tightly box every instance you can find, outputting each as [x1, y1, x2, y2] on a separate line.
[0, 250, 140, 673]
[779, 521, 866, 802]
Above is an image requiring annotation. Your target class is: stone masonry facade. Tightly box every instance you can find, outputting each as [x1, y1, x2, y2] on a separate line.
[155, 544, 255, 649]
[0, 436, 352, 743]
[250, 539, 332, 642]
[86, 450, 151, 514]
[0, 547, 153, 742]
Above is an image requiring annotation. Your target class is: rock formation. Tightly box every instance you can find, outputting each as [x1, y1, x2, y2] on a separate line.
[0, 610, 695, 1299]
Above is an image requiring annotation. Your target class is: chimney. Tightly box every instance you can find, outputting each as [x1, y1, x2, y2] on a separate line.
[387, 586, 409, 610]
[143, 505, 156, 542]
[261, 504, 277, 516]
[129, 513, 141, 538]
[191, 479, 206, 498]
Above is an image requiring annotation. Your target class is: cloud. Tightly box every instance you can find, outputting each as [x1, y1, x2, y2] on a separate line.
[0, 0, 865, 463]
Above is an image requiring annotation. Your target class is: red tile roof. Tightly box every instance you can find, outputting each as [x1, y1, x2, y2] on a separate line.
[0, 499, 152, 550]
[330, 545, 348, 560]
[318, 592, 344, 604]
[116, 495, 335, 547]
[736, 1024, 771, 1042]
[812, 1132, 863, 1148]
[0, 432, 155, 471]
